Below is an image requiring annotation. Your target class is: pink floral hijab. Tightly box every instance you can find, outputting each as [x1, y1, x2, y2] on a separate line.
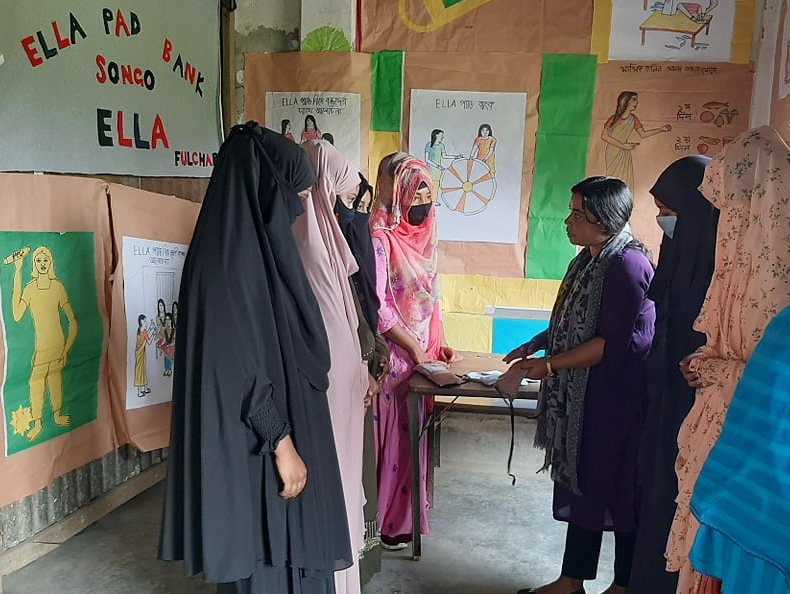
[370, 153, 439, 338]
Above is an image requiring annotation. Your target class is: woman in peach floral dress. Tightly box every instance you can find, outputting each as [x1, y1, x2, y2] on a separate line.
[666, 126, 790, 594]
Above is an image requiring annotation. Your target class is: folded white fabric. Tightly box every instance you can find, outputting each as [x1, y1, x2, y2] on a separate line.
[464, 370, 535, 387]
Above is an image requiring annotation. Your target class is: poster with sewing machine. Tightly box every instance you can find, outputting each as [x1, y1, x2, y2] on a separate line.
[605, 0, 740, 62]
[121, 236, 187, 410]
[408, 89, 527, 244]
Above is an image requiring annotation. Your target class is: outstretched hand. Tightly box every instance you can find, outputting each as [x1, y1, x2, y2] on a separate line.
[503, 340, 538, 364]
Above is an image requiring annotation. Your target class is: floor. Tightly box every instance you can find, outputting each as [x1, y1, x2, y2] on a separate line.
[3, 412, 616, 594]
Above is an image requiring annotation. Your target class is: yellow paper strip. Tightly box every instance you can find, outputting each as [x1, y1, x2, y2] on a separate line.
[731, 0, 757, 63]
[368, 131, 401, 189]
[591, 0, 614, 64]
[442, 312, 493, 353]
[440, 274, 561, 314]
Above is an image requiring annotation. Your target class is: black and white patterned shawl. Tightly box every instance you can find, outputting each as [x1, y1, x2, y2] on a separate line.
[534, 229, 634, 495]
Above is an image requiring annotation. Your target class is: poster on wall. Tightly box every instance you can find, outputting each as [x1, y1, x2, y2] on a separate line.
[607, 0, 737, 62]
[588, 61, 753, 256]
[360, 0, 593, 55]
[408, 89, 527, 245]
[121, 236, 187, 411]
[0, 232, 104, 456]
[0, 3, 222, 177]
[265, 92, 362, 169]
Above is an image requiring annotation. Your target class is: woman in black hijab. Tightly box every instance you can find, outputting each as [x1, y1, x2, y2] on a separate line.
[159, 122, 352, 594]
[629, 155, 718, 594]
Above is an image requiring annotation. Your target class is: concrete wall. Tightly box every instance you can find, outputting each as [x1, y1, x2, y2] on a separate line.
[233, 0, 301, 123]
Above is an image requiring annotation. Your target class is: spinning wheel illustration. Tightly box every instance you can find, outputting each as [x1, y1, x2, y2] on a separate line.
[439, 157, 497, 215]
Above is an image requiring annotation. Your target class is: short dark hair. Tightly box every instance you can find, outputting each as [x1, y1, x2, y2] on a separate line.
[570, 176, 632, 235]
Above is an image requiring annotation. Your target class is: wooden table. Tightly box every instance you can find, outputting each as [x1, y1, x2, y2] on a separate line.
[639, 12, 713, 48]
[407, 352, 540, 559]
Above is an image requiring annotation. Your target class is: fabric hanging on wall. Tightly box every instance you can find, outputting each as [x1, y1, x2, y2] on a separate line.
[526, 54, 597, 280]
[106, 185, 200, 452]
[370, 51, 405, 189]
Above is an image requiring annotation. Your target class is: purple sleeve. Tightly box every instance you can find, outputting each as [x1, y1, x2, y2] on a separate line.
[372, 237, 400, 334]
[597, 249, 654, 373]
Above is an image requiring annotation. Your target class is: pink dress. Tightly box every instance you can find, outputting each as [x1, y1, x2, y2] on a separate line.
[372, 236, 441, 544]
[666, 127, 790, 594]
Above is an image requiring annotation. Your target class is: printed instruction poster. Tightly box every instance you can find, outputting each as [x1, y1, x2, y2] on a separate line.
[265, 91, 362, 169]
[408, 89, 527, 244]
[122, 236, 187, 410]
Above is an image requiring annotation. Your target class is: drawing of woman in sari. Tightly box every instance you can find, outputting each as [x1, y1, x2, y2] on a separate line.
[601, 91, 671, 190]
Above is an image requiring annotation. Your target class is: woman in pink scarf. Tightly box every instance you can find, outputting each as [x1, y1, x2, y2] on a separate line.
[665, 126, 790, 594]
[370, 152, 458, 549]
[295, 139, 370, 594]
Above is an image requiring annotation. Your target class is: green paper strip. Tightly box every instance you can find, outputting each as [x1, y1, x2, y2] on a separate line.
[526, 54, 597, 280]
[370, 51, 404, 133]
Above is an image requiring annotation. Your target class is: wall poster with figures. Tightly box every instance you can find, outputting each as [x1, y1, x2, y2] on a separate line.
[0, 232, 104, 456]
[408, 89, 527, 244]
[265, 92, 362, 168]
[122, 236, 187, 411]
[588, 61, 753, 257]
[595, 0, 755, 63]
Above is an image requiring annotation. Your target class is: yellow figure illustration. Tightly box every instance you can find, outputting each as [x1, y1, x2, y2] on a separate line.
[134, 314, 153, 397]
[10, 246, 77, 441]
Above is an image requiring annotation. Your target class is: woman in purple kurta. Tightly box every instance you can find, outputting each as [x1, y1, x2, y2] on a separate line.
[496, 176, 655, 594]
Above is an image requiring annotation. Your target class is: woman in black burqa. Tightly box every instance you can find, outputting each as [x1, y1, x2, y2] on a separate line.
[628, 155, 718, 594]
[159, 121, 352, 594]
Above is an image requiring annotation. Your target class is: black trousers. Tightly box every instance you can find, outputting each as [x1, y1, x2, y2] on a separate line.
[561, 524, 636, 587]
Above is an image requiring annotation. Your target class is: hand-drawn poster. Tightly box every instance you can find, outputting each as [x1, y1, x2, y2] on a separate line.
[245, 53, 372, 176]
[265, 92, 362, 169]
[588, 61, 753, 257]
[0, 233, 103, 456]
[122, 237, 187, 411]
[361, 0, 593, 55]
[0, 2, 221, 176]
[608, 0, 736, 62]
[408, 90, 527, 244]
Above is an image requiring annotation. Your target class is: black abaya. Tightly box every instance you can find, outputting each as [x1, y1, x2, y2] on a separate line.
[629, 155, 718, 594]
[158, 122, 352, 593]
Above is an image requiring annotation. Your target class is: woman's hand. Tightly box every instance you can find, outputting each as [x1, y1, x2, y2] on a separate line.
[520, 357, 551, 380]
[494, 364, 526, 401]
[679, 351, 711, 389]
[409, 346, 431, 365]
[503, 340, 539, 363]
[364, 374, 380, 408]
[376, 354, 390, 384]
[439, 345, 461, 364]
[274, 435, 307, 500]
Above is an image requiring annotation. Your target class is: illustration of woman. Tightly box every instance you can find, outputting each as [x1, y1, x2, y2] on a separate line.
[281, 119, 295, 142]
[661, 0, 718, 21]
[161, 313, 175, 377]
[470, 123, 497, 176]
[300, 114, 322, 143]
[424, 129, 460, 203]
[135, 314, 153, 397]
[155, 298, 167, 362]
[602, 91, 672, 191]
[10, 245, 77, 441]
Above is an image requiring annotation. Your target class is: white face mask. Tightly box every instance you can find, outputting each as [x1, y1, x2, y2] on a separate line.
[656, 215, 677, 239]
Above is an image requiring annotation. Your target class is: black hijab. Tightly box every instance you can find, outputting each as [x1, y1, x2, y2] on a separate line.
[159, 122, 351, 584]
[630, 155, 718, 594]
[648, 154, 718, 361]
[336, 172, 380, 331]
